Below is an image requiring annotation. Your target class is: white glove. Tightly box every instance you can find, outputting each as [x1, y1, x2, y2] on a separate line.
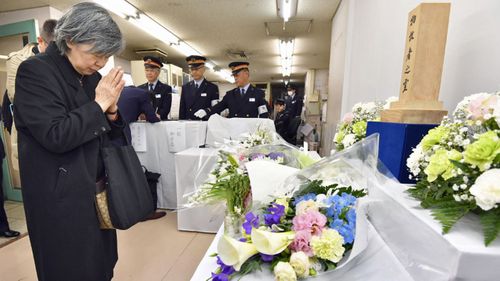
[194, 109, 207, 119]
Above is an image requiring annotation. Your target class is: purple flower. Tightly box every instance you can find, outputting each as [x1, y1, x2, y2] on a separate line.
[250, 153, 265, 161]
[242, 212, 259, 235]
[260, 253, 275, 262]
[268, 152, 285, 160]
[216, 256, 235, 275]
[264, 203, 285, 226]
[211, 272, 230, 281]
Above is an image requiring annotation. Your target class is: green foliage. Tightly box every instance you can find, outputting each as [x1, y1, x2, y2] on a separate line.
[319, 258, 336, 271]
[294, 180, 367, 199]
[237, 255, 262, 278]
[479, 209, 500, 246]
[429, 200, 473, 233]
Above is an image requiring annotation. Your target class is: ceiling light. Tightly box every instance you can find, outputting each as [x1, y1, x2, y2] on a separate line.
[0, 55, 8, 60]
[276, 0, 298, 22]
[279, 38, 294, 77]
[95, 0, 232, 82]
[174, 41, 202, 57]
[128, 14, 179, 44]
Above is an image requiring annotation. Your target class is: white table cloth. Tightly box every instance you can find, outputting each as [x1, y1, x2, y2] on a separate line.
[130, 121, 207, 209]
[205, 115, 276, 147]
[368, 178, 500, 281]
[175, 147, 224, 233]
[191, 222, 413, 281]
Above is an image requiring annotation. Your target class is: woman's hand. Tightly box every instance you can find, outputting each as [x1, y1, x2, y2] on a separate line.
[95, 67, 125, 112]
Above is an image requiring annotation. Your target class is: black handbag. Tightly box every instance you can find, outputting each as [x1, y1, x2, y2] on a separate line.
[95, 132, 154, 230]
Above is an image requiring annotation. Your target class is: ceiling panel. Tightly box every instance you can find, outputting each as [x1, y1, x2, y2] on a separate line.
[0, 0, 340, 82]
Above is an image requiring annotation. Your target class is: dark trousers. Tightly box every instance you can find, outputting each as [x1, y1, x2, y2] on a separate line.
[0, 162, 10, 232]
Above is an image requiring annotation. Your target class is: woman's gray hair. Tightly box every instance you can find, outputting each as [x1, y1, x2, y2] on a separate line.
[54, 2, 124, 56]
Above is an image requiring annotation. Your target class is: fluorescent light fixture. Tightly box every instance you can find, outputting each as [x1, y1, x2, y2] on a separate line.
[96, 0, 231, 82]
[0, 55, 8, 60]
[204, 62, 214, 70]
[279, 38, 294, 77]
[94, 0, 137, 19]
[276, 0, 298, 22]
[175, 41, 202, 57]
[128, 14, 179, 44]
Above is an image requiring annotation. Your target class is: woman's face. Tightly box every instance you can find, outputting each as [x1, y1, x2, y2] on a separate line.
[66, 42, 109, 75]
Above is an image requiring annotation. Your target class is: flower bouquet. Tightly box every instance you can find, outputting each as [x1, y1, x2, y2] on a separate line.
[407, 92, 500, 245]
[211, 181, 367, 281]
[333, 96, 397, 151]
[208, 136, 381, 280]
[187, 132, 318, 237]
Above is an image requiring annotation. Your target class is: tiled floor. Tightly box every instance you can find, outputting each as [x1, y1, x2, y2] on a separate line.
[0, 203, 215, 281]
[0, 201, 28, 247]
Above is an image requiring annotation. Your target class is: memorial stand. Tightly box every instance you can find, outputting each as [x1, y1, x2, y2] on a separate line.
[368, 3, 451, 183]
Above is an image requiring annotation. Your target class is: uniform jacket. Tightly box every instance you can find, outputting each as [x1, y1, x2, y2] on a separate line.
[179, 79, 219, 120]
[138, 80, 172, 120]
[117, 86, 160, 141]
[285, 94, 303, 118]
[274, 111, 291, 142]
[14, 42, 123, 281]
[209, 85, 269, 118]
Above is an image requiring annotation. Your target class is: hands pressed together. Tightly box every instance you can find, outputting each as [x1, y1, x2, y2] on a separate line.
[95, 67, 125, 120]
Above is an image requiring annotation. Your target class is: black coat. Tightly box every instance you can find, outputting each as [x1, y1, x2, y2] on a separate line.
[179, 79, 219, 120]
[285, 94, 303, 118]
[209, 85, 269, 118]
[138, 80, 172, 120]
[14, 43, 123, 281]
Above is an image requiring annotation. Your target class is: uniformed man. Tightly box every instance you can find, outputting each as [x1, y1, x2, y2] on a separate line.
[198, 62, 269, 119]
[285, 86, 303, 118]
[180, 55, 219, 120]
[138, 56, 172, 120]
[274, 98, 292, 143]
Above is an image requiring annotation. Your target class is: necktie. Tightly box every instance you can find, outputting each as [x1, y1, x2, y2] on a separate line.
[149, 83, 154, 92]
[240, 88, 245, 96]
[195, 83, 199, 89]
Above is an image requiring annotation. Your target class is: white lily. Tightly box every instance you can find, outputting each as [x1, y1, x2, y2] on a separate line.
[217, 235, 258, 271]
[251, 228, 295, 255]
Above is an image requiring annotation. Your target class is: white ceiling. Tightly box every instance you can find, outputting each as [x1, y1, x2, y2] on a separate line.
[0, 0, 340, 82]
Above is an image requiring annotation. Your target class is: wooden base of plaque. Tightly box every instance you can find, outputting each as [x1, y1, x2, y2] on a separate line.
[381, 108, 447, 124]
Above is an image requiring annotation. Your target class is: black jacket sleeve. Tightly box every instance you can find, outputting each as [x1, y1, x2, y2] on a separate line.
[179, 85, 187, 120]
[141, 94, 160, 123]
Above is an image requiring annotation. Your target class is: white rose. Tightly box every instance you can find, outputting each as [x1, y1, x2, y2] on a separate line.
[469, 169, 500, 211]
[289, 251, 310, 278]
[274, 262, 297, 281]
[342, 134, 357, 148]
[296, 200, 319, 216]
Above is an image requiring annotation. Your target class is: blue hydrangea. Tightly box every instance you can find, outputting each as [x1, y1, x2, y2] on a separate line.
[294, 193, 317, 206]
[325, 193, 357, 244]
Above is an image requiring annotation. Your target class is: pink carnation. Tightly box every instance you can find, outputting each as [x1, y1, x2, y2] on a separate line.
[289, 230, 313, 257]
[292, 210, 327, 236]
